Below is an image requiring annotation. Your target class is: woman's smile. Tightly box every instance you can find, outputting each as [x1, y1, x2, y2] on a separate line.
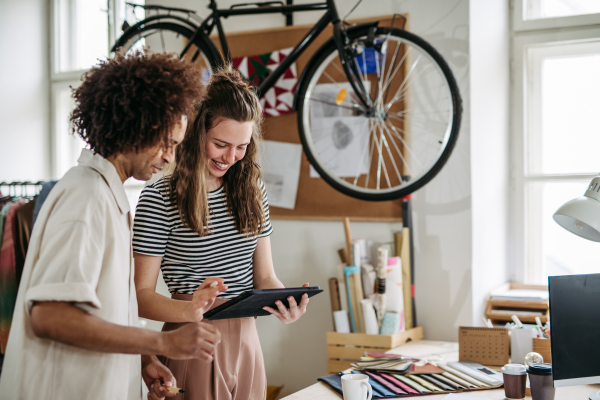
[211, 159, 229, 171]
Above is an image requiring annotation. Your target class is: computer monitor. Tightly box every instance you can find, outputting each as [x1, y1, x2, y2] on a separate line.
[549, 274, 600, 399]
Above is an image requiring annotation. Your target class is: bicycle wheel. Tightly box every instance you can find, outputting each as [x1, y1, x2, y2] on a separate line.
[113, 22, 222, 82]
[297, 26, 462, 201]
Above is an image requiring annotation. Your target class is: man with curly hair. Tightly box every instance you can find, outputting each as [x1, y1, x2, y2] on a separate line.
[0, 52, 222, 400]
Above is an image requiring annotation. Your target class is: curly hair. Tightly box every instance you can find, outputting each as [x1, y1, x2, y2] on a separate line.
[70, 51, 203, 157]
[167, 64, 266, 237]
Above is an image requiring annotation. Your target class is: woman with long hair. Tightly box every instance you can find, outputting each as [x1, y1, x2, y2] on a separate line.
[132, 65, 310, 399]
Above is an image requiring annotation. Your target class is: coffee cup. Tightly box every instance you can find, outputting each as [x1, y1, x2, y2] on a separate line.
[501, 363, 527, 400]
[528, 363, 555, 400]
[341, 374, 373, 400]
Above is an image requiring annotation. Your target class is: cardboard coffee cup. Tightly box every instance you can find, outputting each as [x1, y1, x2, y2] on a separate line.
[502, 363, 527, 400]
[528, 363, 555, 400]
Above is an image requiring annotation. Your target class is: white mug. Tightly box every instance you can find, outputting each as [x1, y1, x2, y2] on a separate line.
[341, 374, 373, 400]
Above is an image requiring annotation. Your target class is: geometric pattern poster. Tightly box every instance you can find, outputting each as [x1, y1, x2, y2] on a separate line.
[232, 47, 297, 117]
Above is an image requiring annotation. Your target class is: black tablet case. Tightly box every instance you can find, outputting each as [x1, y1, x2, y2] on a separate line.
[204, 286, 323, 320]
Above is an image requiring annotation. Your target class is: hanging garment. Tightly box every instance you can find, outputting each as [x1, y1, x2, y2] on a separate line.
[13, 199, 35, 286]
[0, 199, 27, 353]
[0, 202, 14, 250]
[31, 180, 57, 228]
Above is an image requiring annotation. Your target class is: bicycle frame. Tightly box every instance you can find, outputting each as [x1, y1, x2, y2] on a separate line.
[178, 0, 372, 109]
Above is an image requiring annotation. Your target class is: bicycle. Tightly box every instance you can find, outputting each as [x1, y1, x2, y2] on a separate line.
[113, 0, 462, 201]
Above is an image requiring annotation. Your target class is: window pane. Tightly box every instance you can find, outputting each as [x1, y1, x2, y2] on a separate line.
[527, 180, 600, 284]
[526, 0, 600, 20]
[53, 84, 87, 178]
[119, 0, 145, 28]
[56, 0, 109, 72]
[527, 41, 600, 175]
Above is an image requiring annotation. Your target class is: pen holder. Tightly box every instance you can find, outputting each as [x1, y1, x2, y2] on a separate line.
[511, 327, 536, 364]
[532, 338, 551, 362]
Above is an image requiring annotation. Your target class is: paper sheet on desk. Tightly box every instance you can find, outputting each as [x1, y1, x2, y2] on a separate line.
[262, 141, 302, 209]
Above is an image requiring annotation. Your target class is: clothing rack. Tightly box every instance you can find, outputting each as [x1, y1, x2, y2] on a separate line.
[0, 180, 47, 355]
[0, 181, 44, 197]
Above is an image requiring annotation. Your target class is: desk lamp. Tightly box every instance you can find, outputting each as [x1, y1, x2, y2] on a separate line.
[553, 175, 600, 242]
[553, 174, 600, 399]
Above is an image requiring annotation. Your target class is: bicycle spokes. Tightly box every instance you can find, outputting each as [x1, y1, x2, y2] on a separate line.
[300, 27, 458, 198]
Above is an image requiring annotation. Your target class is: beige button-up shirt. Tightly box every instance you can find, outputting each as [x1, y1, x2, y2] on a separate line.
[0, 149, 142, 400]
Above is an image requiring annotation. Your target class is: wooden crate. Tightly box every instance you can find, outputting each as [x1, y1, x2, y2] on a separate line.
[485, 283, 549, 325]
[533, 338, 551, 362]
[326, 326, 424, 374]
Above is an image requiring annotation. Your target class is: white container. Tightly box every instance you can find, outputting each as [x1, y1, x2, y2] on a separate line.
[511, 327, 536, 364]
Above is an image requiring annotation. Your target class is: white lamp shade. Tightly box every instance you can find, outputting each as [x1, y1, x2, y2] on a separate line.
[554, 196, 600, 242]
[553, 175, 600, 241]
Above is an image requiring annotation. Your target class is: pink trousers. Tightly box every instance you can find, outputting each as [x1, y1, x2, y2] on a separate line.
[159, 295, 267, 400]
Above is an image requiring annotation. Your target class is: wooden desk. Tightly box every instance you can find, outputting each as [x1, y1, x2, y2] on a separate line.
[282, 340, 600, 399]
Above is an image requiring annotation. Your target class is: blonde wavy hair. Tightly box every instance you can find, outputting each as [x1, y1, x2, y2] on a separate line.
[166, 64, 266, 237]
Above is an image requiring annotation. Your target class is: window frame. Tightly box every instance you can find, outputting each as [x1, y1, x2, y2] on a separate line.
[49, 0, 130, 178]
[510, 5, 600, 283]
[513, 0, 600, 32]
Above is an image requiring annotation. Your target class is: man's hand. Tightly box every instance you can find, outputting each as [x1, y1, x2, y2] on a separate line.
[185, 278, 227, 322]
[141, 355, 177, 399]
[161, 321, 221, 361]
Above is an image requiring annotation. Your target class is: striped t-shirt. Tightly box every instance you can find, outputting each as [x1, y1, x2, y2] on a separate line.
[132, 177, 273, 298]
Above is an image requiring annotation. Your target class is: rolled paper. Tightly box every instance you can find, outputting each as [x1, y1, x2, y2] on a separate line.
[361, 263, 376, 298]
[353, 241, 362, 268]
[377, 246, 388, 282]
[361, 298, 379, 335]
[333, 310, 351, 333]
[376, 246, 388, 325]
[343, 266, 360, 332]
[377, 293, 387, 326]
[380, 311, 400, 334]
[385, 256, 405, 332]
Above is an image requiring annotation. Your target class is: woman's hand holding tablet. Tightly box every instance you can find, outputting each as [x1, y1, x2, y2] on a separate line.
[262, 282, 310, 324]
[203, 285, 323, 320]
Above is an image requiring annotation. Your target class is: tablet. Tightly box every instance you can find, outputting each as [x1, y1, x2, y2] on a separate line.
[203, 286, 323, 320]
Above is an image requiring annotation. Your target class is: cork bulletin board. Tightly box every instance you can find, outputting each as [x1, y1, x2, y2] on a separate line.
[212, 15, 404, 221]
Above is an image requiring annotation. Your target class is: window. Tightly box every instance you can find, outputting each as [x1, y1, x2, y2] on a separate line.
[53, 0, 110, 74]
[512, 3, 600, 283]
[524, 0, 600, 20]
[51, 0, 145, 214]
[514, 0, 600, 31]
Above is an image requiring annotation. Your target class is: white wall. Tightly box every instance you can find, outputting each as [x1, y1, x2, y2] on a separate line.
[0, 0, 50, 182]
[469, 0, 511, 326]
[397, 0, 473, 343]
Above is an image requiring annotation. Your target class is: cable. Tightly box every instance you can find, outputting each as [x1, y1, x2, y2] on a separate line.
[343, 0, 364, 23]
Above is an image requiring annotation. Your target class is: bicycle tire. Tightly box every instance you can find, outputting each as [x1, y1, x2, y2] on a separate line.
[113, 21, 222, 72]
[296, 26, 462, 201]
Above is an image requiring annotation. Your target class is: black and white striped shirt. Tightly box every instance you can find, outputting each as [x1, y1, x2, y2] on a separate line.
[132, 177, 273, 298]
